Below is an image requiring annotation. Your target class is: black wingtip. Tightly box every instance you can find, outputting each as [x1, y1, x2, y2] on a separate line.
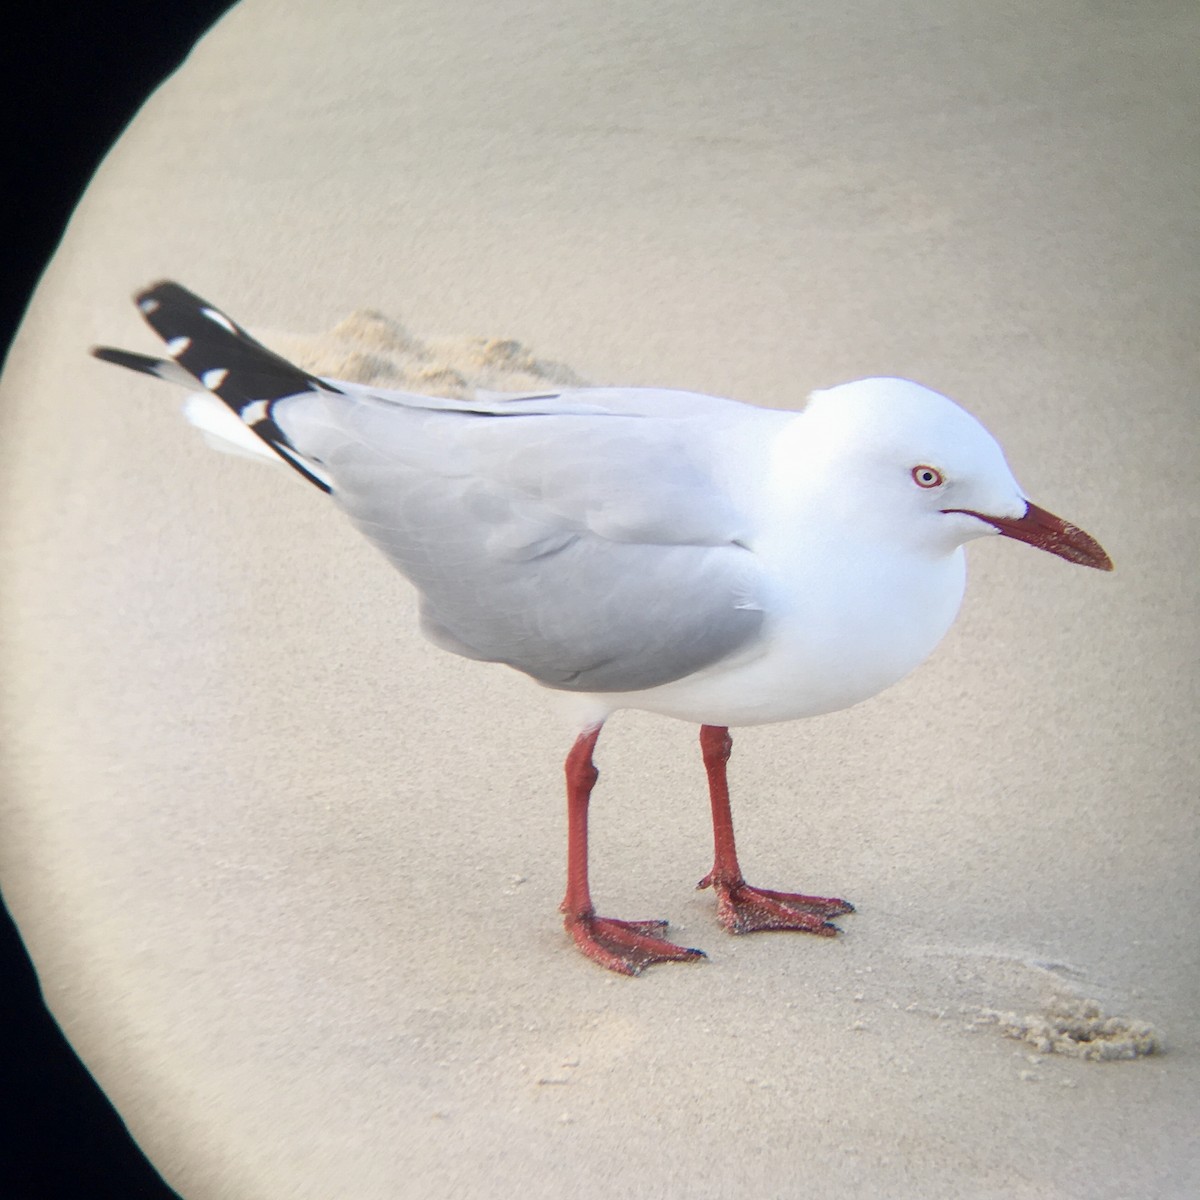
[135, 279, 199, 303]
[129, 280, 340, 407]
[105, 279, 339, 495]
[134, 280, 224, 322]
[91, 345, 166, 376]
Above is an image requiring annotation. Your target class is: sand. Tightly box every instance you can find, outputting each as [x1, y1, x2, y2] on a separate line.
[2, 1, 1197, 1196]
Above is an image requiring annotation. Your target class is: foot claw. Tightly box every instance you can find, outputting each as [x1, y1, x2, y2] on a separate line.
[697, 875, 854, 936]
[564, 911, 706, 975]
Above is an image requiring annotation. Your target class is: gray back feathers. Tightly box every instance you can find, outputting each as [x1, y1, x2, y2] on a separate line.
[279, 385, 779, 692]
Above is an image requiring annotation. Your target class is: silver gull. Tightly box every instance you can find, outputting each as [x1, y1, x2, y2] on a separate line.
[93, 281, 1112, 975]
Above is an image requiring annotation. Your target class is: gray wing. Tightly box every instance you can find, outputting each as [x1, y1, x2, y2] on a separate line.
[276, 385, 777, 692]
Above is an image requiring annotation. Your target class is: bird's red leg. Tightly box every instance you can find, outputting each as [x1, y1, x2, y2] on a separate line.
[696, 724, 854, 935]
[560, 725, 705, 975]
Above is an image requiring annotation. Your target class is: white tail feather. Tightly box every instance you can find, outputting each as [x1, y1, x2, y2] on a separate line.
[182, 393, 280, 463]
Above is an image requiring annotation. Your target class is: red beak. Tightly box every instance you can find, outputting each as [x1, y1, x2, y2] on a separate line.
[946, 501, 1114, 571]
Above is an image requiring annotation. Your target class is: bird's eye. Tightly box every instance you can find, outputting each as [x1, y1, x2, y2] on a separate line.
[911, 465, 944, 489]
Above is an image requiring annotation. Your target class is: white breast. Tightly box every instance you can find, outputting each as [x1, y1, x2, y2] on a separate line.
[573, 539, 967, 729]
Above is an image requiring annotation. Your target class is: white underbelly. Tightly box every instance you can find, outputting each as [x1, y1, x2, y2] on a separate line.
[566, 546, 968, 729]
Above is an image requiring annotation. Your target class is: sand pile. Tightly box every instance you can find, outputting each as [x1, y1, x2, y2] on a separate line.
[971, 997, 1161, 1062]
[264, 308, 589, 397]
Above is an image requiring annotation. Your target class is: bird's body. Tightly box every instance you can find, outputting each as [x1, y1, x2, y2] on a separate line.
[95, 282, 1112, 974]
[582, 546, 967, 729]
[269, 376, 973, 730]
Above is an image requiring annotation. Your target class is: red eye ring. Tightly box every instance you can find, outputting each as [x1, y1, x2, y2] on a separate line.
[912, 465, 944, 489]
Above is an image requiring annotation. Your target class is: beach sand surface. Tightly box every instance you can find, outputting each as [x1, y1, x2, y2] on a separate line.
[2, 2, 1197, 1196]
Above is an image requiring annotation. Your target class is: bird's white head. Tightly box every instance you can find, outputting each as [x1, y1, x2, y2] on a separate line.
[782, 377, 1112, 570]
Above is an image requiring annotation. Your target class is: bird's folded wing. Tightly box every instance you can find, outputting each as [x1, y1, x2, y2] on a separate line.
[277, 386, 775, 692]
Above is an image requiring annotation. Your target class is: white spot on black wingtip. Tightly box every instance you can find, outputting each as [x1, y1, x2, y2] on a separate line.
[200, 306, 237, 333]
[201, 367, 229, 390]
[138, 297, 160, 315]
[241, 399, 270, 425]
[166, 336, 192, 356]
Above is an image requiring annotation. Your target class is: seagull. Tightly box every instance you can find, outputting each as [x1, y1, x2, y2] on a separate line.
[93, 281, 1113, 975]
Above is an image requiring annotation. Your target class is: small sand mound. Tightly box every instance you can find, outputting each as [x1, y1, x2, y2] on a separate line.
[412, 364, 469, 391]
[259, 309, 590, 399]
[971, 997, 1161, 1061]
[330, 309, 418, 354]
[309, 350, 401, 385]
